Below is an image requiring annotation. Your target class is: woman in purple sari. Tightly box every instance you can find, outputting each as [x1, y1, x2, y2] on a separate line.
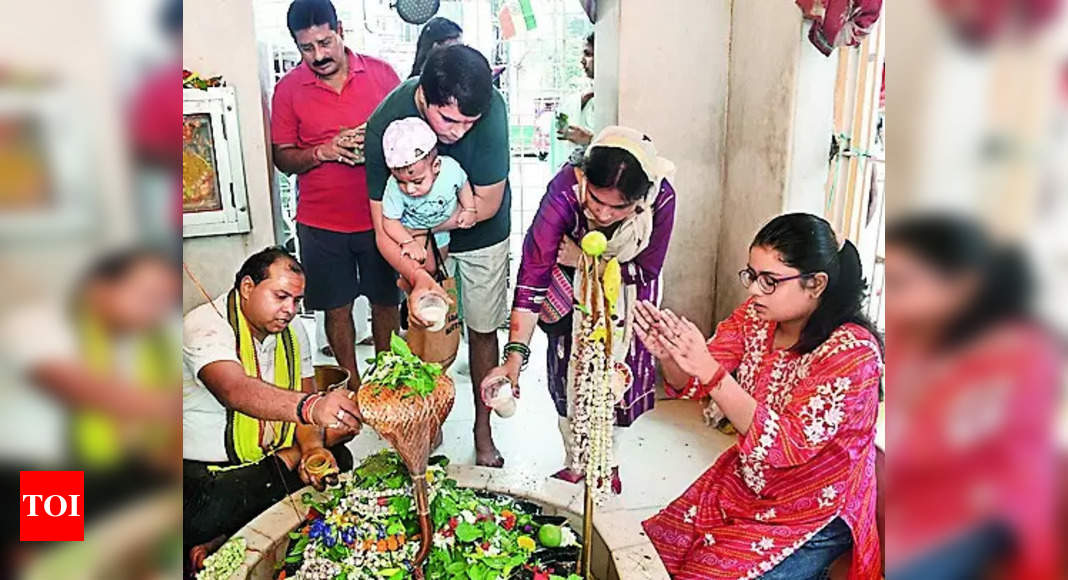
[483, 126, 676, 492]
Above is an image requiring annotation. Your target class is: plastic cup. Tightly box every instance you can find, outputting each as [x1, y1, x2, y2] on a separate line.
[493, 393, 517, 418]
[480, 375, 517, 418]
[417, 294, 448, 332]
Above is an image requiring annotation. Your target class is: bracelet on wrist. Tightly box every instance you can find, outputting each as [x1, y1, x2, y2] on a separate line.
[306, 394, 324, 426]
[303, 393, 323, 425]
[502, 342, 531, 369]
[296, 392, 314, 425]
[701, 365, 728, 393]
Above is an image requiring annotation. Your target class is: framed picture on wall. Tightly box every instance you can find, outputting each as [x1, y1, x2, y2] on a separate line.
[183, 87, 251, 237]
[0, 86, 94, 239]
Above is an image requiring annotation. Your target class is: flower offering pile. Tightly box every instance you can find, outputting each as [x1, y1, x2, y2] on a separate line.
[279, 451, 582, 580]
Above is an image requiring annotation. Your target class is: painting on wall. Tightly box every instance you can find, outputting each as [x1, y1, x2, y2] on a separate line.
[182, 113, 223, 213]
[182, 86, 251, 238]
[0, 85, 93, 239]
[0, 116, 52, 212]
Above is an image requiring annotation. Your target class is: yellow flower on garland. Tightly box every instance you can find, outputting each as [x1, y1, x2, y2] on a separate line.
[603, 258, 622, 315]
[589, 326, 607, 343]
[517, 536, 536, 551]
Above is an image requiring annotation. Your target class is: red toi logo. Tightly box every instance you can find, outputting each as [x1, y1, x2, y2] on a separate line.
[20, 471, 84, 541]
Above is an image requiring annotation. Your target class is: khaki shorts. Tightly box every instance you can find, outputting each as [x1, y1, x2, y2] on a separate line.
[446, 238, 510, 334]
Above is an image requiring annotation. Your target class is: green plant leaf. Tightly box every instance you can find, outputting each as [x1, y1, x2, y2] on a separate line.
[362, 334, 441, 398]
[455, 521, 481, 543]
[288, 535, 308, 559]
[467, 563, 487, 580]
[390, 495, 412, 514]
[390, 332, 412, 357]
[328, 542, 348, 560]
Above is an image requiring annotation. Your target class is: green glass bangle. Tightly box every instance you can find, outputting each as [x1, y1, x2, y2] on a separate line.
[502, 342, 530, 369]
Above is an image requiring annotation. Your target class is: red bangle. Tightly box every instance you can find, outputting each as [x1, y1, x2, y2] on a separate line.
[703, 365, 728, 392]
[301, 393, 322, 424]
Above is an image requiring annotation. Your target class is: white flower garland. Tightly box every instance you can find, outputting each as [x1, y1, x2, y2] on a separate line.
[567, 255, 618, 505]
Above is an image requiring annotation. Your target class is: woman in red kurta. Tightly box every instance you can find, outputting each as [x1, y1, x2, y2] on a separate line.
[884, 215, 1059, 579]
[634, 213, 884, 579]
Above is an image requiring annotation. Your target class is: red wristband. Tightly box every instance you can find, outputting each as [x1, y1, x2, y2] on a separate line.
[703, 365, 728, 393]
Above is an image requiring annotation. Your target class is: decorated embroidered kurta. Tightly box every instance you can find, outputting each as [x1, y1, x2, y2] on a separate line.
[643, 298, 883, 579]
[886, 323, 1059, 578]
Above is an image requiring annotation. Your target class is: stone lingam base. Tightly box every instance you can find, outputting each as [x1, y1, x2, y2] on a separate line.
[229, 464, 668, 580]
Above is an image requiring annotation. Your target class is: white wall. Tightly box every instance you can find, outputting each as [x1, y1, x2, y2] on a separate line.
[595, 0, 732, 333]
[183, 0, 280, 311]
[785, 34, 838, 216]
[715, 2, 806, 322]
[595, 1, 842, 328]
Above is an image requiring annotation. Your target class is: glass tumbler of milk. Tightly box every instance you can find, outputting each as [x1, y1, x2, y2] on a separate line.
[417, 293, 448, 332]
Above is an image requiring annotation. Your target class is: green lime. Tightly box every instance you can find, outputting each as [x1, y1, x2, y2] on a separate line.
[581, 231, 608, 257]
[538, 524, 563, 548]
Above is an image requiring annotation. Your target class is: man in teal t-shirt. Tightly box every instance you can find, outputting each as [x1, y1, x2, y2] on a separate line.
[365, 44, 511, 467]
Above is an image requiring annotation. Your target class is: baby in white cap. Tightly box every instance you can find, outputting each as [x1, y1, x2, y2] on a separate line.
[381, 116, 476, 271]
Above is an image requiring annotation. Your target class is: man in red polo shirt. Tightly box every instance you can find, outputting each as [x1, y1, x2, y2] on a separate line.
[271, 0, 401, 386]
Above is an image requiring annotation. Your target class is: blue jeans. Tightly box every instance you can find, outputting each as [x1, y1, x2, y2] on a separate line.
[887, 521, 1011, 580]
[761, 518, 853, 580]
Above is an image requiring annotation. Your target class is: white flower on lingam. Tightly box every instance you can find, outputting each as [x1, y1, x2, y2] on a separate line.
[560, 526, 579, 547]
